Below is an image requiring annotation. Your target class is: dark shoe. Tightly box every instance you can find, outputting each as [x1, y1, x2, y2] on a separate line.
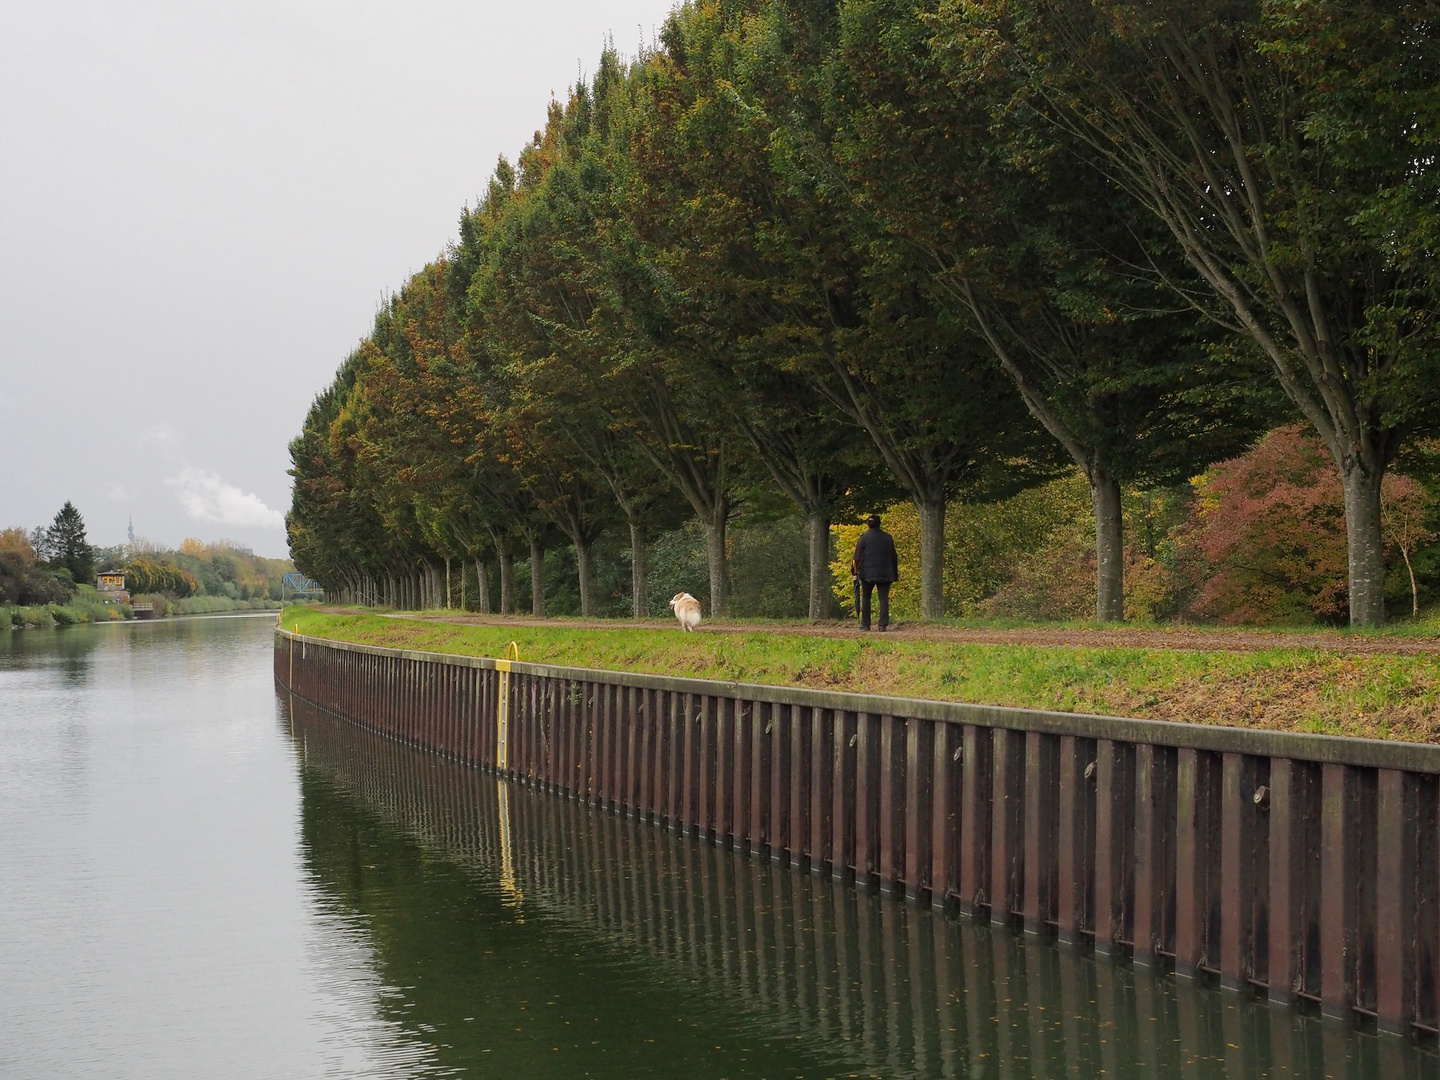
[859, 625, 872, 632]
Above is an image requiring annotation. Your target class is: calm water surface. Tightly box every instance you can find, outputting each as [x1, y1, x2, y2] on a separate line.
[1, 616, 1434, 1078]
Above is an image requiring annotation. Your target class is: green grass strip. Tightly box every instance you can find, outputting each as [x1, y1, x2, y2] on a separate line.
[284, 609, 1440, 743]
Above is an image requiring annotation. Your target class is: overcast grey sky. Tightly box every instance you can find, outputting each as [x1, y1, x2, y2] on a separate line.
[1, 0, 678, 558]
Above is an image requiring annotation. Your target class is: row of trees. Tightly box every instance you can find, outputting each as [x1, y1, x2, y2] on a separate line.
[104, 538, 293, 602]
[121, 559, 198, 598]
[289, 0, 1439, 626]
[4, 500, 298, 613]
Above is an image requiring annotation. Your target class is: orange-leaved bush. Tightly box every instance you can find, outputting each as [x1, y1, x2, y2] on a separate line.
[1181, 426, 1349, 624]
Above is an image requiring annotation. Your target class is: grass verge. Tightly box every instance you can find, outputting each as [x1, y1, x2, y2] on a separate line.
[284, 608, 1440, 742]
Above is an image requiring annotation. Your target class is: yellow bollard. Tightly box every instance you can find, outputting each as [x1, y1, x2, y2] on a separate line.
[495, 642, 520, 770]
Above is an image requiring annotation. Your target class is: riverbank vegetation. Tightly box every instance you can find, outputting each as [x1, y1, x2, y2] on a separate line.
[288, 0, 1440, 631]
[3, 505, 292, 628]
[286, 609, 1440, 742]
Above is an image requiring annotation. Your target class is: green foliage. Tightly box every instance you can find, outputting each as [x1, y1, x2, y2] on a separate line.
[646, 522, 711, 615]
[728, 517, 813, 619]
[47, 605, 78, 626]
[0, 525, 75, 605]
[0, 550, 73, 606]
[284, 0, 1440, 628]
[833, 474, 1095, 619]
[173, 539, 291, 600]
[8, 606, 55, 629]
[173, 595, 280, 615]
[2, 586, 132, 630]
[955, 0, 1440, 624]
[124, 560, 198, 598]
[63, 585, 130, 624]
[44, 502, 94, 585]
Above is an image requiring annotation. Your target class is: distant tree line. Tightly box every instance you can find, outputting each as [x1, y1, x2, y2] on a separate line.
[288, 0, 1439, 626]
[1, 502, 95, 606]
[3, 500, 296, 615]
[122, 559, 198, 598]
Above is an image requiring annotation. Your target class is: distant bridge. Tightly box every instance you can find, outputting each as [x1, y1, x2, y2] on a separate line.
[281, 573, 323, 604]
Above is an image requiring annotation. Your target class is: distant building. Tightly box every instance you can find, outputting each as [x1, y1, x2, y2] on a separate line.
[96, 571, 130, 603]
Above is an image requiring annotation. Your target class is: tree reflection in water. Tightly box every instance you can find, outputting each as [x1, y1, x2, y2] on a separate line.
[284, 694, 1432, 1080]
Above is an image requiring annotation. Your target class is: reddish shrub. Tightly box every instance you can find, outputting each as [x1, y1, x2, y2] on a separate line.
[1180, 425, 1349, 623]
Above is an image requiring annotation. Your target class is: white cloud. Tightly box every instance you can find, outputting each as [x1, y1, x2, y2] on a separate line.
[166, 468, 284, 529]
[106, 483, 129, 500]
[143, 425, 180, 449]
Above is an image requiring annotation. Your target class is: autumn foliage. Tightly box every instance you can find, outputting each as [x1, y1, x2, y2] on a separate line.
[124, 560, 198, 598]
[1176, 426, 1349, 623]
[1168, 427, 1436, 624]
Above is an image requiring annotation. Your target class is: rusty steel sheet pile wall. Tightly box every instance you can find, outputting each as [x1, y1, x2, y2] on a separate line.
[275, 629, 1440, 1035]
[289, 695, 1426, 1078]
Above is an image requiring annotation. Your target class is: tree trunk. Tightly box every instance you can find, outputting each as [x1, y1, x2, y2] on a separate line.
[530, 537, 546, 618]
[1091, 472, 1124, 622]
[1401, 544, 1418, 619]
[807, 511, 831, 621]
[475, 558, 491, 614]
[459, 563, 465, 612]
[1342, 465, 1386, 627]
[498, 552, 515, 615]
[704, 517, 729, 618]
[917, 499, 945, 620]
[575, 541, 597, 617]
[629, 520, 649, 619]
[445, 557, 452, 609]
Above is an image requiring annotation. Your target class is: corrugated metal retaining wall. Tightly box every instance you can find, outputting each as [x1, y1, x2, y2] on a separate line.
[275, 628, 1440, 1035]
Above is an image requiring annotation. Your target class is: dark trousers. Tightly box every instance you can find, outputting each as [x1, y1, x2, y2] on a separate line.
[860, 580, 890, 629]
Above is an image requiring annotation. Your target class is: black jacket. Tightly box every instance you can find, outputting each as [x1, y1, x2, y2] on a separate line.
[852, 527, 899, 584]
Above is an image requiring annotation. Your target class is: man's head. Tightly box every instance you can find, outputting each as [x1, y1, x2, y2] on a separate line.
[866, 514, 882, 529]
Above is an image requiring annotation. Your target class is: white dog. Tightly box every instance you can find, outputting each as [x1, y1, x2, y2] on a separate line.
[668, 592, 702, 632]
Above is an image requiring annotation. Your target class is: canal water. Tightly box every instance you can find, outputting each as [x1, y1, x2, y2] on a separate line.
[1, 615, 1434, 1078]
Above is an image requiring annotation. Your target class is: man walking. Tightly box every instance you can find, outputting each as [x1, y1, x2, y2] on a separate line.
[851, 514, 899, 631]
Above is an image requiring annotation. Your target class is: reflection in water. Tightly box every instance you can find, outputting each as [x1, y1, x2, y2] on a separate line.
[0, 616, 467, 1079]
[286, 694, 1438, 1080]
